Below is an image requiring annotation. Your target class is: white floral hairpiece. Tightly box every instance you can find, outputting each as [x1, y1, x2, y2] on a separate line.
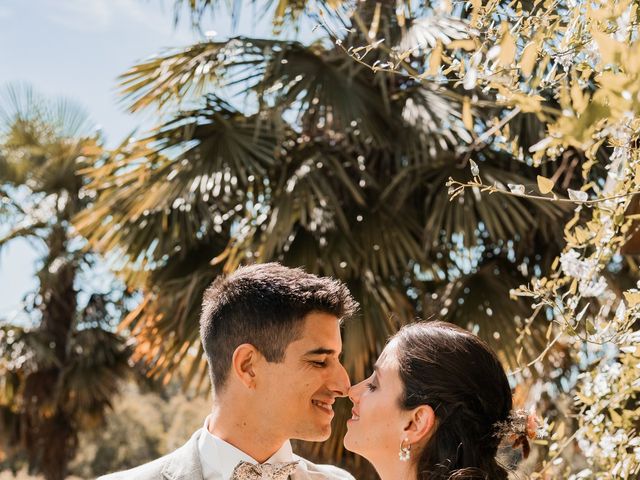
[494, 408, 545, 458]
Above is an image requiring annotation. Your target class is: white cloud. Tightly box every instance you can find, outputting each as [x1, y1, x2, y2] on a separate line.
[44, 0, 192, 39]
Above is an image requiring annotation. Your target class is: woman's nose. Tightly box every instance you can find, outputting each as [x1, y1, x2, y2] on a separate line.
[348, 381, 363, 403]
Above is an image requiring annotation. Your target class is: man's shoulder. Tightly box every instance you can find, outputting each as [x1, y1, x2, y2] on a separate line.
[295, 455, 355, 480]
[96, 454, 168, 480]
[97, 430, 203, 480]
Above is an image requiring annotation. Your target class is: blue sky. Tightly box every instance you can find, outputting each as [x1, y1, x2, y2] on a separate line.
[0, 0, 297, 318]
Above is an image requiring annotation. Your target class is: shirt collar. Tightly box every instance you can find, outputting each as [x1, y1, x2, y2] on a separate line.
[198, 415, 295, 480]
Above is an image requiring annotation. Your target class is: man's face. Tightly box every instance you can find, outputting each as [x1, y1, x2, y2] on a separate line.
[256, 312, 350, 442]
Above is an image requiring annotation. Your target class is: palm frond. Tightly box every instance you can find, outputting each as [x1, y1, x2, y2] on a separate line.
[61, 328, 131, 425]
[119, 38, 294, 112]
[0, 83, 43, 132]
[254, 46, 395, 146]
[381, 154, 570, 251]
[119, 259, 219, 389]
[1, 83, 95, 144]
[0, 83, 101, 201]
[75, 97, 280, 270]
[399, 85, 471, 155]
[0, 326, 59, 376]
[120, 38, 396, 146]
[436, 258, 549, 371]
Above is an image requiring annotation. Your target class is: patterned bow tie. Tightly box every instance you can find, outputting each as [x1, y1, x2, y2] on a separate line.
[231, 460, 299, 480]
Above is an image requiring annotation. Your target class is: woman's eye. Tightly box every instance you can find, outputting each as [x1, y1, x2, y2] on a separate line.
[366, 382, 377, 391]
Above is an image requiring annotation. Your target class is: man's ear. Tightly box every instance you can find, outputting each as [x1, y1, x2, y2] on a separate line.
[403, 404, 436, 445]
[231, 343, 260, 389]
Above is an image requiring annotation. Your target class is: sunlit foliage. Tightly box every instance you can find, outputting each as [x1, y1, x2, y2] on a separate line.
[342, 0, 640, 477]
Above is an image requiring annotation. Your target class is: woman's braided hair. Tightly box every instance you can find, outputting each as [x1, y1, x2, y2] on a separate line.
[393, 321, 517, 480]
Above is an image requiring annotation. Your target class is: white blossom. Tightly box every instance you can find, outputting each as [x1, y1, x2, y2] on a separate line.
[560, 249, 598, 280]
[592, 374, 610, 397]
[508, 183, 525, 195]
[569, 469, 593, 480]
[579, 276, 608, 298]
[463, 67, 478, 90]
[469, 159, 480, 177]
[568, 189, 588, 202]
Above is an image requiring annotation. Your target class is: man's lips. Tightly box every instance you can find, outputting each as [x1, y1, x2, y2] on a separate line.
[312, 399, 335, 415]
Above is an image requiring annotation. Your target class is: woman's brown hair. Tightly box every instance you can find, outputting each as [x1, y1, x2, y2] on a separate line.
[393, 321, 512, 479]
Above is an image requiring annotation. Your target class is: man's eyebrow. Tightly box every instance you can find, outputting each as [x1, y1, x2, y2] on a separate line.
[304, 347, 338, 356]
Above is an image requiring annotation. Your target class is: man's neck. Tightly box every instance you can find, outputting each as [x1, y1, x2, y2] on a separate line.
[207, 403, 287, 463]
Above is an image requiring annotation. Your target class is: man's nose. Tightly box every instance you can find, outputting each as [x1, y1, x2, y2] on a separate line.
[329, 362, 351, 396]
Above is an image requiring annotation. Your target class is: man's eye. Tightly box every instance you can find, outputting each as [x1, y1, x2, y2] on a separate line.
[311, 360, 327, 367]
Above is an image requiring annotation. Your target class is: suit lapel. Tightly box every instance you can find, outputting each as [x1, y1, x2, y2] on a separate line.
[162, 430, 205, 480]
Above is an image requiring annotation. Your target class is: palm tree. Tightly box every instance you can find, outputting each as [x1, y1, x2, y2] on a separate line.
[75, 0, 610, 470]
[0, 85, 131, 480]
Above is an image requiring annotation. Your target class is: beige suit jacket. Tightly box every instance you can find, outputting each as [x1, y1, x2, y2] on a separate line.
[98, 429, 355, 480]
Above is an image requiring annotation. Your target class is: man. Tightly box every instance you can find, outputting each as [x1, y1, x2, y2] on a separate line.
[100, 263, 358, 480]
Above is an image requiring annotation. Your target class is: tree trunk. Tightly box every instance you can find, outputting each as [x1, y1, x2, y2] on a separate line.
[25, 222, 79, 479]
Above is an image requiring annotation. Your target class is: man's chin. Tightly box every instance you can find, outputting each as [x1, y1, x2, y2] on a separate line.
[295, 426, 332, 442]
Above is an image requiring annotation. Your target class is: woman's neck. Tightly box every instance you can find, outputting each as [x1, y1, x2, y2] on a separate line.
[373, 459, 417, 480]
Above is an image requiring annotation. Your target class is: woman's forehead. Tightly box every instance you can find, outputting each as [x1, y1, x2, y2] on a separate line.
[377, 340, 399, 369]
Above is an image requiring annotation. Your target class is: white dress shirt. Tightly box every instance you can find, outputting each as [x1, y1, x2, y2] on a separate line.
[198, 415, 298, 480]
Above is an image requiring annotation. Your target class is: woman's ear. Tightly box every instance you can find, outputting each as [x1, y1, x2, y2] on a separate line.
[403, 404, 436, 444]
[231, 343, 259, 389]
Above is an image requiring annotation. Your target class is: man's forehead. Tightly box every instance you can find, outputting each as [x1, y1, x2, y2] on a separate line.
[290, 312, 343, 352]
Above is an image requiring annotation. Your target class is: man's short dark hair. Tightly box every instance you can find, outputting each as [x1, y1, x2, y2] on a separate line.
[200, 263, 358, 392]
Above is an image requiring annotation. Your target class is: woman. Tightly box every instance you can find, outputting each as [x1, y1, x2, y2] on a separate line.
[344, 321, 537, 480]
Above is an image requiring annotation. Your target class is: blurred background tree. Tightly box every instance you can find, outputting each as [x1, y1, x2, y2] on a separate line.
[0, 85, 132, 480]
[69, 382, 210, 478]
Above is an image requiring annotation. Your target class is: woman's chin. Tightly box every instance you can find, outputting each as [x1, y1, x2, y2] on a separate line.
[342, 430, 358, 454]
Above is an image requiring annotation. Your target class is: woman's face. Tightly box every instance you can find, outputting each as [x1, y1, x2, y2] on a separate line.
[343, 340, 409, 461]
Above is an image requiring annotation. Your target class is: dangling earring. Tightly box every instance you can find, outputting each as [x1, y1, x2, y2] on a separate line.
[399, 437, 411, 461]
